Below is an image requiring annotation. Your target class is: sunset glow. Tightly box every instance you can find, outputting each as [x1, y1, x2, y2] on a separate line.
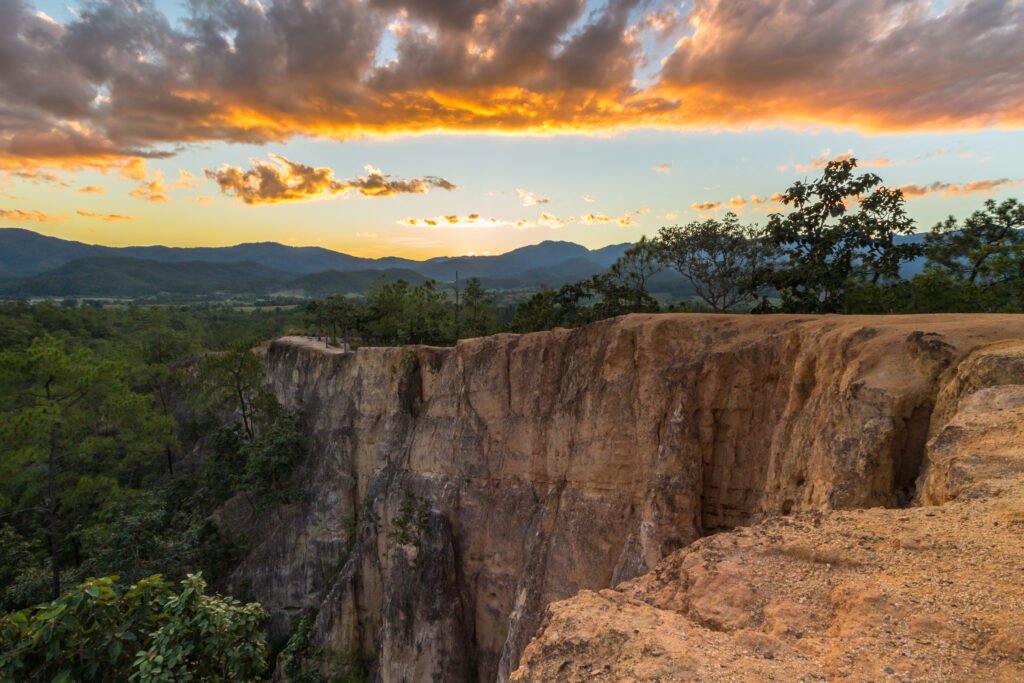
[2, 0, 1022, 256]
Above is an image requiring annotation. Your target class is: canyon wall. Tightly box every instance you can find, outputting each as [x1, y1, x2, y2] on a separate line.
[224, 314, 1024, 681]
[513, 338, 1024, 682]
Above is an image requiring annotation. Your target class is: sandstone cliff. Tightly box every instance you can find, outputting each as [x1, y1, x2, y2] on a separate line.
[225, 314, 1024, 681]
[513, 336, 1024, 682]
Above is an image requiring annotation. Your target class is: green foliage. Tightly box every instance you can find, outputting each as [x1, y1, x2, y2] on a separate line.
[458, 278, 498, 338]
[242, 412, 307, 510]
[604, 236, 664, 312]
[0, 335, 176, 598]
[279, 613, 324, 683]
[358, 279, 455, 346]
[131, 574, 267, 682]
[0, 527, 49, 613]
[913, 198, 1024, 311]
[388, 492, 430, 548]
[756, 158, 922, 313]
[195, 345, 307, 511]
[197, 341, 275, 441]
[0, 573, 267, 683]
[0, 303, 304, 623]
[656, 213, 772, 312]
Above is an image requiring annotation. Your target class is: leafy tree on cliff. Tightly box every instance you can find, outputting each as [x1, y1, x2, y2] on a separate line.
[361, 279, 410, 344]
[458, 278, 498, 338]
[754, 158, 921, 312]
[912, 197, 1024, 311]
[405, 280, 452, 345]
[656, 213, 773, 312]
[197, 340, 272, 442]
[925, 198, 1024, 284]
[321, 294, 358, 344]
[196, 343, 306, 510]
[604, 237, 663, 312]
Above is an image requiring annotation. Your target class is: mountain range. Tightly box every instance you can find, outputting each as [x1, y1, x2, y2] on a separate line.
[0, 228, 637, 298]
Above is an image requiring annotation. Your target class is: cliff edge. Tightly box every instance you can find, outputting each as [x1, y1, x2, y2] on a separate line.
[226, 314, 1024, 681]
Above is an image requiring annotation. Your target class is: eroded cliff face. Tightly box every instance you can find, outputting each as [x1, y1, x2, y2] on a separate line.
[513, 338, 1024, 682]
[224, 314, 1024, 682]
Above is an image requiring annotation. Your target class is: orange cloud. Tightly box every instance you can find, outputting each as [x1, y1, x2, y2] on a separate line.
[655, 163, 673, 174]
[77, 210, 135, 222]
[1, 0, 1020, 174]
[77, 185, 107, 194]
[208, 156, 457, 205]
[173, 170, 203, 189]
[403, 214, 508, 228]
[0, 209, 63, 222]
[130, 170, 170, 203]
[581, 211, 640, 226]
[692, 193, 787, 213]
[898, 179, 1022, 200]
[10, 170, 68, 187]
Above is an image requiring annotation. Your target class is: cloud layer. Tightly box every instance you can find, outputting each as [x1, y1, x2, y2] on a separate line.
[206, 156, 457, 204]
[1, 0, 1021, 171]
[898, 178, 1022, 199]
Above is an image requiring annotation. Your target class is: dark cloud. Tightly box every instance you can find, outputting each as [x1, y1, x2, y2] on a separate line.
[660, 0, 1024, 130]
[0, 0, 1022, 172]
[369, 0, 503, 31]
[205, 155, 457, 204]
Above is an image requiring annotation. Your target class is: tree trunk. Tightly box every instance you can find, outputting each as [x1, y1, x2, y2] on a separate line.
[48, 419, 61, 600]
[235, 373, 254, 441]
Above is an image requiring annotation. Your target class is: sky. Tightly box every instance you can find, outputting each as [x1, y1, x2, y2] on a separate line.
[1, 0, 1022, 259]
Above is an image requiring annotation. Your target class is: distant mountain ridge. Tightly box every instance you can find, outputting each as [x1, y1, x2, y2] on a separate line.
[0, 228, 634, 297]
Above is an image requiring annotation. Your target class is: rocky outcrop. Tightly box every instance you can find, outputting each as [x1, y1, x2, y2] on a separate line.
[513, 338, 1024, 682]
[225, 314, 1024, 681]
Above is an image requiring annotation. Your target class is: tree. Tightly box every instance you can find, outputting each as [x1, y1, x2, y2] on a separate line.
[604, 237, 663, 312]
[510, 289, 563, 333]
[0, 337, 165, 599]
[363, 279, 411, 345]
[320, 294, 357, 345]
[0, 574, 267, 682]
[459, 278, 498, 338]
[195, 343, 305, 510]
[925, 197, 1024, 286]
[405, 281, 451, 345]
[197, 341, 271, 442]
[756, 158, 921, 312]
[656, 213, 773, 312]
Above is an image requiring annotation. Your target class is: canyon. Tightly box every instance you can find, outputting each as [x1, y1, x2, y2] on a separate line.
[221, 314, 1024, 681]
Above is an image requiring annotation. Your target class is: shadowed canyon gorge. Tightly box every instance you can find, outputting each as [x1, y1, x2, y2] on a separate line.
[219, 314, 1024, 681]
